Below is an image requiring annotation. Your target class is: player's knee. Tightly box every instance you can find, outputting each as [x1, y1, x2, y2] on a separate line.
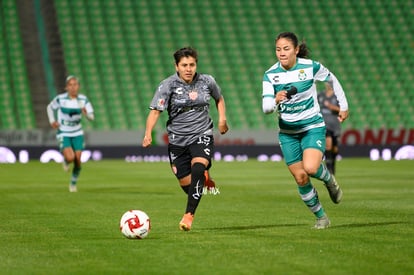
[303, 164, 318, 176]
[293, 171, 309, 185]
[191, 162, 206, 178]
[63, 149, 75, 162]
[178, 175, 191, 186]
[65, 155, 75, 163]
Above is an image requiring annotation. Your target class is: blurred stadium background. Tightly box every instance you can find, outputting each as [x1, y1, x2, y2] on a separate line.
[1, 0, 413, 132]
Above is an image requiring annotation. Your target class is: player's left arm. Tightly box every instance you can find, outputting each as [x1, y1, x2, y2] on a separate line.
[315, 62, 349, 122]
[215, 95, 228, 135]
[207, 75, 228, 134]
[83, 99, 95, 121]
[327, 73, 349, 122]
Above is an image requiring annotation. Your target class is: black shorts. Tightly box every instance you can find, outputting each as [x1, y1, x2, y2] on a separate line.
[326, 129, 339, 147]
[168, 135, 214, 179]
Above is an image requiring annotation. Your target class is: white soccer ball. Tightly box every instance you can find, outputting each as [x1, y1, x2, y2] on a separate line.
[119, 210, 151, 239]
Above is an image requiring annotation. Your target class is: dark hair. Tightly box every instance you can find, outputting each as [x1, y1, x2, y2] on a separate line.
[275, 32, 310, 58]
[173, 47, 198, 65]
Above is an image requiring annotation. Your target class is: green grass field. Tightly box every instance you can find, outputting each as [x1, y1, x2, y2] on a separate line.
[1, 159, 413, 274]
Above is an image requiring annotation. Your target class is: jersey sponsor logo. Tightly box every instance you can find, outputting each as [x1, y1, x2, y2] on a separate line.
[204, 148, 210, 156]
[284, 104, 306, 112]
[61, 120, 80, 126]
[279, 103, 307, 113]
[174, 87, 183, 94]
[272, 75, 279, 83]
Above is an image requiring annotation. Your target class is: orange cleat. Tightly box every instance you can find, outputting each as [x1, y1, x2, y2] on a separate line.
[179, 212, 194, 231]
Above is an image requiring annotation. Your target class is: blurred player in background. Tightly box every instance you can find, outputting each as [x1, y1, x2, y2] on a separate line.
[142, 47, 228, 231]
[46, 75, 94, 192]
[318, 82, 341, 175]
[262, 32, 349, 229]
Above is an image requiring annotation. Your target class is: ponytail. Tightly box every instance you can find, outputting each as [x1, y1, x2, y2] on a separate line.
[298, 43, 310, 58]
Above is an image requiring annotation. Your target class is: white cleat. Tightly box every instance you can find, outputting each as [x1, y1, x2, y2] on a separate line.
[62, 161, 70, 172]
[69, 184, 77, 192]
[314, 215, 331, 229]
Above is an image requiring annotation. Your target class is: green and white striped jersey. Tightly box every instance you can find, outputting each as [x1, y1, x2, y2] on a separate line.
[262, 58, 348, 134]
[47, 92, 94, 137]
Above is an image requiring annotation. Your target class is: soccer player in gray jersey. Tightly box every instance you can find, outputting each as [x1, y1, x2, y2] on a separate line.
[262, 32, 349, 229]
[142, 47, 229, 231]
[318, 82, 341, 175]
[46, 75, 95, 192]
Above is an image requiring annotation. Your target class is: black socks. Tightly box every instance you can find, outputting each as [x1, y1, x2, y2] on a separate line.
[185, 163, 206, 214]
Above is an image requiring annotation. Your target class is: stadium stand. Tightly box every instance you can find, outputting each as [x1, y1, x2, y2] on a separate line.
[2, 0, 413, 130]
[0, 0, 36, 129]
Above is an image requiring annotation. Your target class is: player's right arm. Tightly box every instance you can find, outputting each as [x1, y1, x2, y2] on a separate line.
[262, 76, 276, 114]
[46, 101, 59, 129]
[142, 109, 161, 147]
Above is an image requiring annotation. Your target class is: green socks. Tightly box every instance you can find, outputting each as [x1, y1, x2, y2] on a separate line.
[298, 182, 325, 218]
[70, 166, 81, 185]
[311, 163, 331, 184]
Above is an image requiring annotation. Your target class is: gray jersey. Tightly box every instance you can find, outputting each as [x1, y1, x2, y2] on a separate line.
[150, 73, 222, 146]
[318, 92, 341, 136]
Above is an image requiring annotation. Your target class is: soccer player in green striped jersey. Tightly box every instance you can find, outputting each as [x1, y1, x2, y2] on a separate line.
[262, 32, 349, 229]
[46, 76, 95, 192]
